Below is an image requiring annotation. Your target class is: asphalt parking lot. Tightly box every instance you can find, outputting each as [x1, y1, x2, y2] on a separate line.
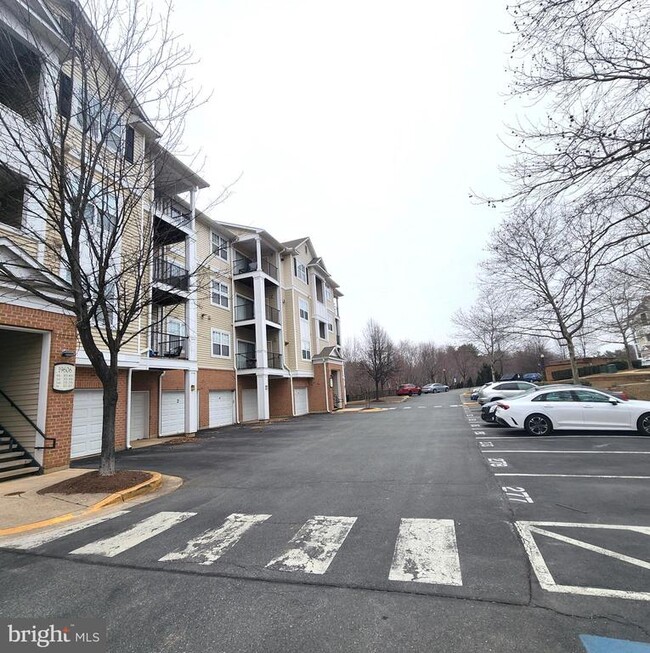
[464, 399, 650, 607]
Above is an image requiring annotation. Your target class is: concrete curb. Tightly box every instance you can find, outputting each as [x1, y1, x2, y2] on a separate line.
[0, 470, 163, 537]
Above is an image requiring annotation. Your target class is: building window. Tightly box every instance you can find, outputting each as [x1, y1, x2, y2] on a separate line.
[211, 232, 228, 261]
[318, 321, 326, 339]
[0, 29, 41, 120]
[299, 298, 311, 359]
[328, 322, 333, 332]
[211, 280, 229, 308]
[211, 329, 231, 357]
[0, 165, 26, 229]
[315, 276, 324, 303]
[124, 125, 135, 163]
[294, 258, 308, 283]
[58, 72, 72, 119]
[325, 286, 333, 301]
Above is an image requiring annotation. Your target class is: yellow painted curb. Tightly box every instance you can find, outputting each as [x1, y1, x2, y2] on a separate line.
[88, 471, 162, 511]
[0, 471, 163, 537]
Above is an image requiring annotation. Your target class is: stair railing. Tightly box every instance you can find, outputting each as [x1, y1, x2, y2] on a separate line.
[0, 388, 56, 449]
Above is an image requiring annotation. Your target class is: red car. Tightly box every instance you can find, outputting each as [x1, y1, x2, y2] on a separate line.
[397, 383, 422, 396]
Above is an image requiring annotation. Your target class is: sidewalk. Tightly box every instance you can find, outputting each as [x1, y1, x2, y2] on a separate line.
[0, 468, 181, 535]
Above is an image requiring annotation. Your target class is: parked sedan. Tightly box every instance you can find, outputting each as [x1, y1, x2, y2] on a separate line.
[397, 384, 422, 396]
[477, 381, 538, 405]
[423, 383, 449, 393]
[471, 382, 494, 401]
[495, 387, 650, 436]
[481, 384, 574, 423]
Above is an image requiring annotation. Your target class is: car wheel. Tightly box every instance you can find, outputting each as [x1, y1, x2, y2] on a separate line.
[637, 412, 650, 435]
[524, 413, 553, 436]
[418, 390, 422, 395]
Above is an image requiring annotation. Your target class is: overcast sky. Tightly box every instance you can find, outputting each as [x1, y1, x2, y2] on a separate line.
[173, 0, 516, 345]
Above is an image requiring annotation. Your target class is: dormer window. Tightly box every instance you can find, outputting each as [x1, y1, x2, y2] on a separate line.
[294, 259, 308, 283]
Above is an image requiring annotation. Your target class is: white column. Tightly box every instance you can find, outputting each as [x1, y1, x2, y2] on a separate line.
[185, 369, 198, 435]
[256, 372, 270, 421]
[184, 191, 198, 365]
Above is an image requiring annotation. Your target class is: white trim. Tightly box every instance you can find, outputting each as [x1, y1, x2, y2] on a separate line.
[211, 328, 231, 359]
[34, 330, 51, 466]
[211, 230, 229, 261]
[210, 279, 230, 310]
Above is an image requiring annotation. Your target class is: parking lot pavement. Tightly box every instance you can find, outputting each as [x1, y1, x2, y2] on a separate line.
[464, 403, 650, 611]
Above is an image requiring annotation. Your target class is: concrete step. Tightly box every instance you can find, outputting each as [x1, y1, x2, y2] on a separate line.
[0, 458, 32, 471]
[0, 450, 24, 461]
[0, 465, 40, 481]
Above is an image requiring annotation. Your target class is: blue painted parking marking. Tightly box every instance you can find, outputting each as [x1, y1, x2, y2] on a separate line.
[580, 635, 650, 652]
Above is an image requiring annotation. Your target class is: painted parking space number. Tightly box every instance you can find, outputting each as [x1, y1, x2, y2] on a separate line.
[487, 458, 508, 468]
[502, 486, 534, 504]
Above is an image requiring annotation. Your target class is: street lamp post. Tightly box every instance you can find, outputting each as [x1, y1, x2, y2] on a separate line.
[443, 368, 447, 386]
[540, 353, 545, 381]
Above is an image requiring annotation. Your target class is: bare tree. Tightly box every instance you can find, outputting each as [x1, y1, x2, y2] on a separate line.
[483, 203, 611, 383]
[452, 293, 516, 381]
[361, 319, 397, 401]
[0, 0, 217, 474]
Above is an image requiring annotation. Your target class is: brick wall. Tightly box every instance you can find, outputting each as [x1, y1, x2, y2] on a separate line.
[197, 368, 236, 428]
[161, 369, 185, 391]
[0, 304, 77, 472]
[269, 378, 292, 418]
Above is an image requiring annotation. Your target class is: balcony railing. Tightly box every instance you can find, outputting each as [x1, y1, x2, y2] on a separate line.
[154, 198, 192, 225]
[265, 304, 280, 323]
[153, 258, 189, 290]
[236, 353, 256, 370]
[235, 302, 254, 321]
[261, 258, 278, 280]
[233, 257, 256, 274]
[148, 331, 188, 359]
[268, 352, 282, 369]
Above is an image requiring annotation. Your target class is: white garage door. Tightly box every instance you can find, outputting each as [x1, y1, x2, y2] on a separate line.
[242, 388, 258, 422]
[130, 391, 149, 441]
[161, 391, 185, 436]
[209, 391, 234, 428]
[294, 387, 309, 416]
[71, 390, 103, 458]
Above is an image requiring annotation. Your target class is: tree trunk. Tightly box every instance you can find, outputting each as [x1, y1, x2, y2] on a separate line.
[622, 335, 634, 369]
[374, 379, 380, 402]
[99, 368, 119, 476]
[566, 338, 580, 385]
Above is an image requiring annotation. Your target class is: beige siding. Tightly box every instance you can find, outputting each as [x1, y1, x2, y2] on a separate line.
[0, 330, 43, 452]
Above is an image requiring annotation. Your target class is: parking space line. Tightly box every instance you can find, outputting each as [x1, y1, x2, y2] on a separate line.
[495, 473, 650, 479]
[488, 450, 650, 455]
[474, 435, 648, 440]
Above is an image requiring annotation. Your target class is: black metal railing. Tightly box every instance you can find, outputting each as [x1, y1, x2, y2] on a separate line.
[149, 331, 188, 358]
[235, 302, 254, 321]
[0, 388, 54, 451]
[268, 352, 282, 369]
[153, 257, 189, 290]
[261, 258, 278, 280]
[236, 353, 257, 370]
[233, 257, 256, 274]
[265, 304, 280, 323]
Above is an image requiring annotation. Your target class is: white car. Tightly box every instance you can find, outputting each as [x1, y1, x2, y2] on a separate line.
[494, 387, 650, 436]
[422, 383, 449, 394]
[477, 381, 538, 405]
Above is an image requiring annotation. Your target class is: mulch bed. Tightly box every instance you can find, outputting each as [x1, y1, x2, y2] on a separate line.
[38, 470, 152, 495]
[162, 436, 201, 446]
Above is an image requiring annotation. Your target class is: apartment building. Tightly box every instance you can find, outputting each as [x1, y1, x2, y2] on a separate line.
[0, 1, 345, 481]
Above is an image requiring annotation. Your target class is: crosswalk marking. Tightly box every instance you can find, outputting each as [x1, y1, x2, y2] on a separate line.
[159, 513, 271, 565]
[0, 511, 130, 550]
[266, 515, 357, 575]
[389, 518, 462, 586]
[70, 511, 195, 558]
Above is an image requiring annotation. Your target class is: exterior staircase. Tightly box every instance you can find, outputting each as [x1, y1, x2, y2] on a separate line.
[0, 427, 41, 481]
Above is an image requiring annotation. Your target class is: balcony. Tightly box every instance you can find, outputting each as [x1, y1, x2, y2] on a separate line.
[261, 258, 278, 280]
[265, 304, 280, 323]
[268, 352, 282, 369]
[153, 258, 189, 291]
[235, 302, 254, 322]
[236, 353, 256, 370]
[148, 331, 188, 359]
[233, 257, 256, 275]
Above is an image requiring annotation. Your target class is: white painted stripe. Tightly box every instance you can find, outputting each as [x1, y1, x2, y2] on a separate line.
[434, 406, 443, 408]
[0, 511, 130, 550]
[160, 513, 271, 564]
[476, 435, 646, 440]
[389, 518, 462, 586]
[516, 521, 650, 601]
[449, 405, 460, 407]
[266, 516, 356, 575]
[490, 450, 650, 454]
[70, 511, 195, 557]
[402, 407, 412, 410]
[495, 473, 650, 479]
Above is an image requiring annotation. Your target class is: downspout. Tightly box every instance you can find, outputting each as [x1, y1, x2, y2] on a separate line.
[323, 361, 330, 413]
[158, 370, 165, 436]
[283, 363, 295, 416]
[126, 367, 133, 449]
